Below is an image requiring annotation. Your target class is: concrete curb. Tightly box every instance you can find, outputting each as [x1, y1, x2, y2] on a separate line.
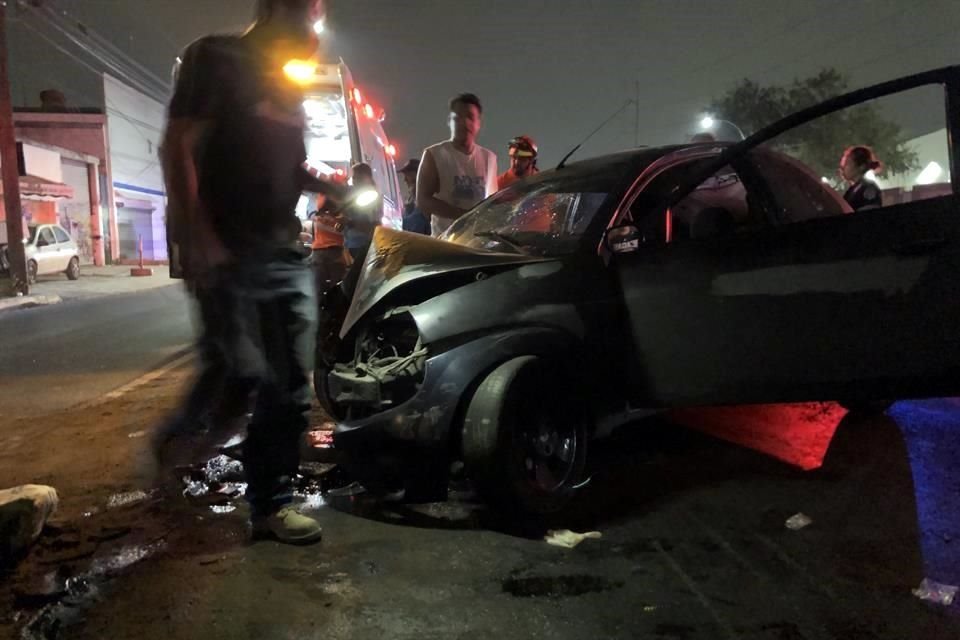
[0, 294, 63, 314]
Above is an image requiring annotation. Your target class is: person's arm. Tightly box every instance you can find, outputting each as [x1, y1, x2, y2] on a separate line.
[486, 151, 499, 197]
[299, 166, 347, 202]
[416, 148, 468, 221]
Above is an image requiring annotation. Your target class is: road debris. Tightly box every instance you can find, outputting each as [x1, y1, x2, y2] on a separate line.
[544, 529, 602, 549]
[127, 430, 148, 439]
[106, 490, 153, 509]
[202, 454, 245, 483]
[0, 484, 59, 564]
[912, 578, 958, 606]
[785, 513, 813, 530]
[179, 455, 247, 508]
[210, 505, 237, 514]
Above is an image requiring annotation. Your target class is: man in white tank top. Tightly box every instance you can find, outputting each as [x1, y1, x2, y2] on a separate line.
[416, 93, 498, 237]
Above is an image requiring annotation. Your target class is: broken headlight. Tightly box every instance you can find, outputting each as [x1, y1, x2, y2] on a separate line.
[329, 307, 427, 417]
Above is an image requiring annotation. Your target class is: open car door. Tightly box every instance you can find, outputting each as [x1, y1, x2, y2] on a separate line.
[609, 66, 960, 407]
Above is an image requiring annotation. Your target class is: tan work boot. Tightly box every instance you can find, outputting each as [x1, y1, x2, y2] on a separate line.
[251, 506, 323, 544]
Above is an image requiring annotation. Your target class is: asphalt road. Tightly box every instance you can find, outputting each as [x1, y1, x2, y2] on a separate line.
[67, 400, 960, 639]
[0, 285, 195, 421]
[2, 282, 957, 638]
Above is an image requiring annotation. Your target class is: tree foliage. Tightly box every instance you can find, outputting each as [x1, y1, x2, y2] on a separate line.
[707, 69, 918, 180]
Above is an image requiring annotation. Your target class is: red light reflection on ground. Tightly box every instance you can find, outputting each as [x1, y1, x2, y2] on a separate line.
[668, 402, 848, 470]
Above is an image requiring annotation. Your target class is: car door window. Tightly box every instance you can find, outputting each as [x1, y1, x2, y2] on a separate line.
[747, 84, 953, 223]
[53, 227, 71, 244]
[625, 156, 771, 244]
[38, 228, 55, 247]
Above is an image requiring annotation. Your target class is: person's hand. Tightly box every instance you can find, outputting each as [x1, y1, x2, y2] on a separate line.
[186, 209, 231, 280]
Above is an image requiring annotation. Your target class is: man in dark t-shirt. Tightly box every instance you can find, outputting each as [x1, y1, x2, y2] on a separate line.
[161, 0, 332, 545]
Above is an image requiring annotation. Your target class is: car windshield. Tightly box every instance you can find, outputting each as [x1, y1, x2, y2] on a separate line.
[441, 160, 635, 256]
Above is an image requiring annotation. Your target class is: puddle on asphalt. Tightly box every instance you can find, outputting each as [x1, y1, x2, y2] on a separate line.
[19, 542, 164, 640]
[502, 574, 624, 598]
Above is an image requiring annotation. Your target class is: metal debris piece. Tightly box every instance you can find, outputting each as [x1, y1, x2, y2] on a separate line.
[785, 513, 813, 530]
[913, 578, 958, 606]
[127, 430, 147, 439]
[210, 504, 237, 514]
[544, 529, 602, 549]
[182, 477, 208, 498]
[203, 455, 245, 483]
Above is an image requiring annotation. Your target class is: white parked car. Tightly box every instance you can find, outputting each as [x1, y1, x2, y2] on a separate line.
[19, 224, 81, 283]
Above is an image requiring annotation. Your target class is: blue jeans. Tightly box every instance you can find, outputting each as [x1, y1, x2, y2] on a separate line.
[214, 251, 317, 516]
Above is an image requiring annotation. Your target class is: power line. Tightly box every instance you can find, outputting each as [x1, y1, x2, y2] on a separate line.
[15, 0, 169, 101]
[37, 1, 169, 90]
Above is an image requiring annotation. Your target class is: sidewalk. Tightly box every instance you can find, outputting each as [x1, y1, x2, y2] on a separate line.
[1, 264, 176, 311]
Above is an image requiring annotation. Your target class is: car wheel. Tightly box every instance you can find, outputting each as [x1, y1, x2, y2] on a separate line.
[462, 356, 587, 515]
[27, 259, 38, 284]
[65, 257, 80, 280]
[313, 361, 337, 418]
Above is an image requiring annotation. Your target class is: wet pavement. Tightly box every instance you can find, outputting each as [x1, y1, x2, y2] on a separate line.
[3, 389, 957, 639]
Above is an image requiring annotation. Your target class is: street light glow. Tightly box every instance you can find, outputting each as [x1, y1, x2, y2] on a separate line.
[700, 116, 715, 130]
[313, 19, 325, 34]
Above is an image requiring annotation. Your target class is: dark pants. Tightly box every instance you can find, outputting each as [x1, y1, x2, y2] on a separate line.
[215, 252, 318, 517]
[347, 246, 366, 263]
[156, 282, 254, 448]
[311, 246, 347, 294]
[180, 283, 255, 429]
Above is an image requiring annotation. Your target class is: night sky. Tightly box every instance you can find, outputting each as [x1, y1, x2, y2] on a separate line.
[7, 0, 959, 167]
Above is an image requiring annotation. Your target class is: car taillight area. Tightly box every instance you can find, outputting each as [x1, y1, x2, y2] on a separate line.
[327, 307, 427, 420]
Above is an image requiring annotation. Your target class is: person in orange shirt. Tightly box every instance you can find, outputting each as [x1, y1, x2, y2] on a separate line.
[310, 190, 347, 293]
[497, 135, 539, 190]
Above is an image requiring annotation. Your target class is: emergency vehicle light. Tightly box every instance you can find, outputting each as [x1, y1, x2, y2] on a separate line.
[364, 104, 375, 119]
[353, 88, 363, 104]
[283, 59, 316, 85]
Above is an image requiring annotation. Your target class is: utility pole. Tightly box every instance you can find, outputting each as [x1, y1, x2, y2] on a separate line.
[0, 1, 28, 295]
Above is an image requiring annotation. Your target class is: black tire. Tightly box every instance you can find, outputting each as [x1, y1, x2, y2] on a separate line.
[65, 257, 80, 280]
[313, 362, 337, 418]
[27, 259, 37, 284]
[462, 356, 587, 515]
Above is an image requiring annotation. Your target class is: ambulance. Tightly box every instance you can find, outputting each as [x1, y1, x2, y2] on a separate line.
[298, 61, 403, 228]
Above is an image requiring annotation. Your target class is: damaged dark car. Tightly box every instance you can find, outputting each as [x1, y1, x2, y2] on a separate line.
[318, 66, 960, 514]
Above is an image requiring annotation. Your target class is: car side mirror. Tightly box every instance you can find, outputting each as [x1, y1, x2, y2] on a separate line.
[604, 224, 642, 254]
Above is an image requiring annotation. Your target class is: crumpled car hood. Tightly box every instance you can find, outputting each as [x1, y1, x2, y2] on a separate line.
[340, 227, 549, 338]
